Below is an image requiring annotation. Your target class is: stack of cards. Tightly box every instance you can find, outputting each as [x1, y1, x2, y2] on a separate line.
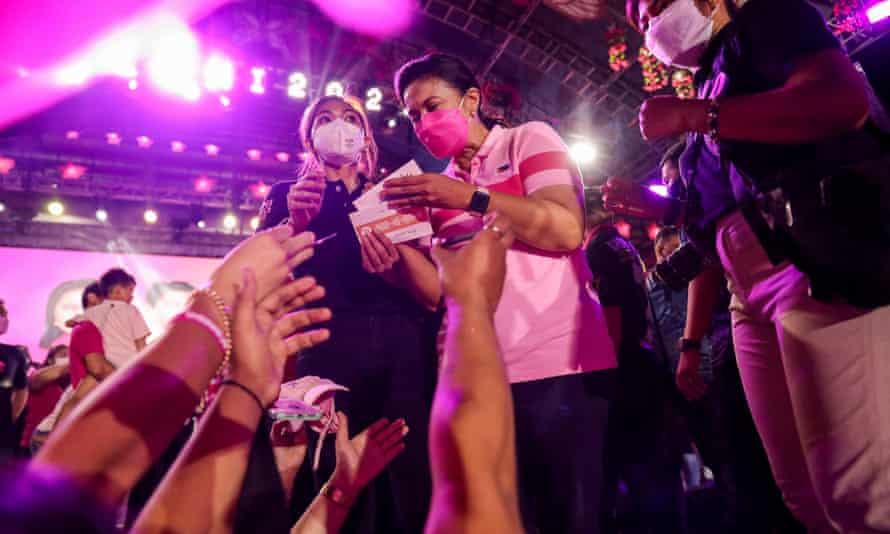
[349, 160, 434, 244]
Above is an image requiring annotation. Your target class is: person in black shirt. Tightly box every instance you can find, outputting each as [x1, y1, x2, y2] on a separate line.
[0, 299, 29, 460]
[586, 217, 683, 534]
[255, 95, 436, 534]
[607, 1, 890, 531]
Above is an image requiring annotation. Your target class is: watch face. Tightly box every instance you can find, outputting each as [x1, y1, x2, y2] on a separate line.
[470, 189, 490, 214]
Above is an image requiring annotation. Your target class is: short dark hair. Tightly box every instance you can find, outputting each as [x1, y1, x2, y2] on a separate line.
[81, 282, 101, 310]
[655, 225, 681, 245]
[393, 53, 500, 130]
[98, 269, 135, 298]
[659, 141, 686, 170]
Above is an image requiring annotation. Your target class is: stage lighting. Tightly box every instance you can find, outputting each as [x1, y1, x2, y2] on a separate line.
[196, 219, 207, 229]
[250, 216, 260, 230]
[275, 152, 291, 163]
[171, 141, 186, 153]
[325, 81, 344, 97]
[250, 68, 266, 94]
[250, 181, 270, 199]
[648, 184, 669, 198]
[137, 136, 153, 148]
[220, 95, 231, 107]
[647, 223, 660, 242]
[0, 202, 6, 213]
[106, 132, 122, 145]
[223, 213, 238, 230]
[204, 144, 220, 156]
[144, 208, 159, 224]
[569, 140, 598, 165]
[0, 157, 15, 175]
[366, 87, 383, 111]
[54, 62, 92, 86]
[61, 163, 87, 180]
[194, 176, 214, 193]
[65, 130, 80, 140]
[128, 79, 139, 91]
[400, 108, 409, 117]
[16, 68, 29, 79]
[247, 149, 262, 161]
[95, 208, 109, 222]
[146, 22, 201, 100]
[386, 117, 398, 129]
[203, 55, 234, 92]
[288, 72, 308, 99]
[867, 0, 890, 23]
[615, 219, 631, 239]
[47, 200, 65, 216]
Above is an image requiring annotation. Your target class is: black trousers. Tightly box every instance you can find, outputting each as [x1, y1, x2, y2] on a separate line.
[289, 313, 438, 534]
[512, 369, 615, 534]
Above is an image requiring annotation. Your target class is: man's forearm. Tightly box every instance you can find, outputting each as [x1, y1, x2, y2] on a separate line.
[684, 266, 724, 342]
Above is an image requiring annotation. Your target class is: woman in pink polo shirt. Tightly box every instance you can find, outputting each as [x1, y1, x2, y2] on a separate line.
[377, 53, 617, 533]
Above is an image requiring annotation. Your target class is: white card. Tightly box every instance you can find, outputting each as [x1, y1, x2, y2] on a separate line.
[354, 160, 423, 210]
[349, 205, 433, 245]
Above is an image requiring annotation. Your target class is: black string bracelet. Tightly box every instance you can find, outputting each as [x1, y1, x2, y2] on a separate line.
[220, 379, 266, 412]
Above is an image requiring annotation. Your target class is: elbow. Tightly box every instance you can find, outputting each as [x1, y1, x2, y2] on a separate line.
[553, 227, 585, 252]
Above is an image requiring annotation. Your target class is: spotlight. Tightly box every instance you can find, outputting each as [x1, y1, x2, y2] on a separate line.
[106, 132, 122, 145]
[569, 140, 598, 165]
[325, 81, 344, 97]
[171, 141, 186, 153]
[128, 79, 139, 91]
[146, 21, 201, 100]
[400, 108, 409, 117]
[250, 181, 270, 199]
[16, 67, 29, 79]
[144, 208, 159, 224]
[194, 176, 215, 193]
[219, 95, 231, 107]
[867, 0, 890, 23]
[223, 213, 238, 230]
[0, 202, 6, 213]
[61, 163, 87, 180]
[204, 144, 220, 156]
[54, 62, 92, 86]
[95, 208, 108, 222]
[648, 184, 669, 198]
[288, 72, 308, 99]
[647, 222, 660, 242]
[386, 117, 398, 129]
[250, 67, 266, 94]
[136, 135, 153, 148]
[182, 84, 201, 102]
[0, 157, 15, 175]
[47, 200, 65, 216]
[65, 130, 80, 140]
[250, 216, 260, 230]
[614, 220, 632, 239]
[196, 219, 207, 229]
[275, 152, 290, 163]
[203, 55, 234, 92]
[246, 149, 262, 161]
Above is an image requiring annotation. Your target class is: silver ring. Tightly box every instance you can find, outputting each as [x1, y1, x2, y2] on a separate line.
[487, 224, 506, 237]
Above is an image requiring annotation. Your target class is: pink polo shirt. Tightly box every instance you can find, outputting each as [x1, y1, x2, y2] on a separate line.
[433, 122, 616, 384]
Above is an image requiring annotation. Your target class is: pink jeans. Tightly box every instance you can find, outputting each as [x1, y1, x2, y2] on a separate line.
[716, 210, 890, 533]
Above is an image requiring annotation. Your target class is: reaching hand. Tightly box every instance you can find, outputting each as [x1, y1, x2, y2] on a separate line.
[639, 96, 706, 141]
[359, 229, 400, 274]
[382, 173, 475, 210]
[208, 225, 316, 310]
[328, 412, 409, 499]
[676, 349, 707, 401]
[230, 268, 332, 405]
[431, 216, 514, 315]
[288, 174, 327, 233]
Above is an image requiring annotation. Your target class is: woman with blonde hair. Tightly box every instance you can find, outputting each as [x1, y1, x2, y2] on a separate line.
[257, 94, 436, 534]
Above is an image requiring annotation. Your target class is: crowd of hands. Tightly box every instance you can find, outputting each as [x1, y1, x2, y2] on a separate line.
[17, 217, 519, 534]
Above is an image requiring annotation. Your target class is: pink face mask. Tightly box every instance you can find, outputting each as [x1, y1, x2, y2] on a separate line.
[416, 98, 470, 159]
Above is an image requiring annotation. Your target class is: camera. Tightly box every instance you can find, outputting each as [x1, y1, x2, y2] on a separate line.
[653, 241, 715, 291]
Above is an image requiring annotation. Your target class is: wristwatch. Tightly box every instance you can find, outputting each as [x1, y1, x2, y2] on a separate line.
[468, 186, 491, 216]
[320, 481, 351, 507]
[678, 338, 702, 353]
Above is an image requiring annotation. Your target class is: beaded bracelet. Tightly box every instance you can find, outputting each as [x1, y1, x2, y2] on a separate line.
[174, 312, 226, 355]
[193, 288, 232, 368]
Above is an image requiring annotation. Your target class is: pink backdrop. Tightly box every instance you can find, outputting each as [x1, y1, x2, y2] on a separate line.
[0, 246, 220, 363]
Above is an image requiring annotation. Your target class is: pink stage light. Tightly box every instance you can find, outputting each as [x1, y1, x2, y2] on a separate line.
[65, 130, 80, 140]
[106, 132, 122, 145]
[250, 181, 271, 199]
[128, 78, 139, 91]
[219, 95, 231, 107]
[246, 149, 262, 161]
[250, 67, 266, 94]
[615, 220, 632, 239]
[275, 152, 290, 163]
[194, 176, 215, 193]
[204, 144, 220, 156]
[171, 140, 186, 153]
[648, 184, 669, 198]
[136, 135, 153, 148]
[16, 67, 30, 79]
[0, 157, 15, 175]
[203, 55, 234, 92]
[61, 163, 87, 180]
[647, 222, 660, 242]
[311, 0, 416, 37]
[867, 0, 890, 23]
[146, 19, 201, 100]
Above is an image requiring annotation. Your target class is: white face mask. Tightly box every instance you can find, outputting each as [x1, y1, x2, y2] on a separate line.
[312, 118, 365, 167]
[0, 315, 7, 336]
[645, 0, 714, 68]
